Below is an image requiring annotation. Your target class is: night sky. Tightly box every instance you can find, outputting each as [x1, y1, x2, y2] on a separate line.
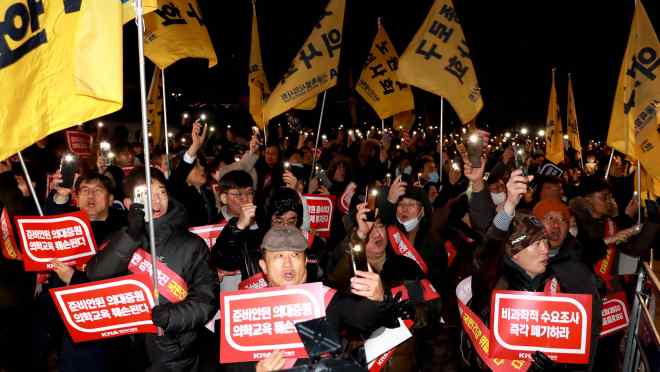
[113, 0, 659, 142]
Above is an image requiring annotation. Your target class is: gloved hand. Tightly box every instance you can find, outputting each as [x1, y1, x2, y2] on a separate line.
[151, 303, 171, 329]
[126, 203, 145, 240]
[645, 197, 660, 224]
[528, 351, 557, 372]
[381, 292, 416, 328]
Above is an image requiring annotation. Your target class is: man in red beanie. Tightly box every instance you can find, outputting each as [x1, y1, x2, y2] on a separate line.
[533, 199, 571, 257]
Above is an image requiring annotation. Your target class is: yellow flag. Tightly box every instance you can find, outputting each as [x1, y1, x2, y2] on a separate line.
[295, 96, 318, 111]
[248, 2, 270, 128]
[397, 0, 482, 124]
[607, 1, 660, 178]
[122, 0, 158, 24]
[635, 164, 660, 202]
[262, 0, 346, 122]
[566, 74, 582, 152]
[545, 70, 565, 164]
[356, 24, 415, 120]
[147, 68, 163, 144]
[393, 110, 416, 131]
[0, 1, 124, 161]
[143, 0, 217, 69]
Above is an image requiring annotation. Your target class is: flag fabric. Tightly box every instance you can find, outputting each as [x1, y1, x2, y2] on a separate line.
[122, 0, 158, 24]
[567, 74, 582, 152]
[295, 96, 318, 111]
[607, 1, 660, 178]
[635, 163, 660, 202]
[545, 70, 565, 164]
[393, 110, 416, 131]
[356, 23, 415, 120]
[0, 1, 125, 161]
[248, 1, 270, 128]
[147, 68, 164, 144]
[143, 0, 217, 69]
[397, 0, 482, 124]
[262, 0, 346, 122]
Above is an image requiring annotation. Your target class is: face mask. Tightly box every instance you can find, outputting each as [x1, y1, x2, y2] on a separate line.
[403, 166, 412, 175]
[491, 192, 507, 205]
[569, 226, 578, 237]
[427, 171, 439, 183]
[397, 210, 424, 232]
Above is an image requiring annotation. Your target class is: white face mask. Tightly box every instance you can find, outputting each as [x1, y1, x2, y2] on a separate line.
[403, 165, 412, 175]
[491, 192, 507, 205]
[397, 210, 424, 232]
[569, 226, 578, 237]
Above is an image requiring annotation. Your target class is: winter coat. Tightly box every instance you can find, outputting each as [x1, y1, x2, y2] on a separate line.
[86, 198, 219, 372]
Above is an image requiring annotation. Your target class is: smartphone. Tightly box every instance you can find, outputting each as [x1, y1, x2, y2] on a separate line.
[317, 168, 333, 189]
[60, 154, 77, 189]
[351, 243, 369, 274]
[133, 185, 149, 221]
[400, 172, 412, 185]
[199, 113, 207, 124]
[465, 132, 483, 168]
[283, 161, 291, 171]
[514, 145, 528, 176]
[365, 187, 379, 221]
[385, 173, 392, 187]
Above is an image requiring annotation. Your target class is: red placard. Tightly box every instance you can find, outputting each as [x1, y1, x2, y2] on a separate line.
[490, 290, 592, 364]
[49, 273, 157, 343]
[600, 291, 629, 336]
[220, 282, 326, 364]
[189, 222, 227, 249]
[65, 130, 93, 157]
[15, 211, 97, 271]
[303, 195, 335, 238]
[1, 208, 21, 260]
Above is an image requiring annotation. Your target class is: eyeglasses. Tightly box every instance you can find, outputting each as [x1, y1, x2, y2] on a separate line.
[543, 215, 567, 226]
[272, 217, 297, 226]
[397, 202, 421, 210]
[227, 190, 255, 199]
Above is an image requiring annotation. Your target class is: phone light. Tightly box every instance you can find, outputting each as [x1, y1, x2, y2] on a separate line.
[200, 113, 207, 121]
[520, 128, 528, 135]
[468, 134, 479, 144]
[370, 189, 379, 197]
[107, 152, 115, 159]
[504, 132, 511, 138]
[64, 154, 75, 163]
[537, 129, 545, 137]
[563, 134, 569, 140]
[210, 126, 216, 132]
[99, 141, 111, 151]
[97, 122, 104, 128]
[183, 113, 189, 119]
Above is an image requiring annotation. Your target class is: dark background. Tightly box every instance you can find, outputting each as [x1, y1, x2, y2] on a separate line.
[111, 0, 659, 142]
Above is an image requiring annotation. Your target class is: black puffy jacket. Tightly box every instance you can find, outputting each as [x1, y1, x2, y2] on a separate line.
[86, 198, 219, 372]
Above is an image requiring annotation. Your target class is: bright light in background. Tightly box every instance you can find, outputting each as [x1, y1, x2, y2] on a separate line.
[64, 154, 75, 162]
[520, 127, 528, 135]
[183, 113, 189, 119]
[538, 129, 545, 137]
[97, 121, 104, 128]
[504, 132, 511, 138]
[563, 134, 569, 140]
[200, 113, 207, 121]
[468, 134, 479, 144]
[99, 141, 111, 151]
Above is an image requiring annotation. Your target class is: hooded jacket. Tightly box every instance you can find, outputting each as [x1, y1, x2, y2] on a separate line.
[86, 198, 219, 372]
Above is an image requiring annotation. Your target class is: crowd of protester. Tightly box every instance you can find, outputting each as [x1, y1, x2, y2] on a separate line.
[0, 118, 659, 372]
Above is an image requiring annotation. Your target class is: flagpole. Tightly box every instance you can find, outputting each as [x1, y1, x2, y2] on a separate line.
[17, 152, 43, 216]
[134, 0, 160, 309]
[311, 91, 328, 178]
[637, 160, 642, 225]
[439, 97, 444, 181]
[604, 150, 615, 179]
[381, 119, 385, 132]
[161, 68, 171, 175]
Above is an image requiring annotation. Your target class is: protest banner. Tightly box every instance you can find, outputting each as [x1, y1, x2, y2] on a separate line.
[15, 211, 97, 271]
[50, 273, 157, 342]
[189, 222, 227, 249]
[600, 291, 629, 336]
[303, 195, 335, 238]
[490, 290, 592, 364]
[220, 282, 326, 363]
[239, 272, 269, 290]
[65, 131, 94, 157]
